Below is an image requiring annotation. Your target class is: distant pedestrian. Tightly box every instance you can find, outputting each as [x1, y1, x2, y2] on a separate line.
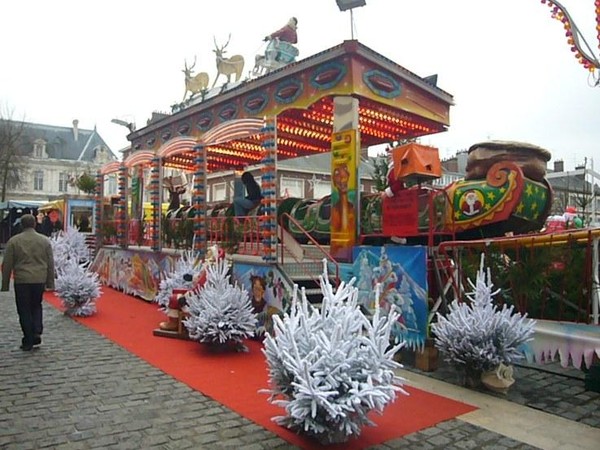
[1, 214, 55, 351]
[41, 215, 53, 237]
[79, 215, 90, 233]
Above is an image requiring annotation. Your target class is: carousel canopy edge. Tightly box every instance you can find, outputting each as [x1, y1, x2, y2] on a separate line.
[124, 150, 156, 168]
[100, 161, 122, 175]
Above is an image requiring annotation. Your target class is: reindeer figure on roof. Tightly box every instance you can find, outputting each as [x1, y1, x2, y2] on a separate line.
[212, 34, 244, 88]
[182, 56, 209, 101]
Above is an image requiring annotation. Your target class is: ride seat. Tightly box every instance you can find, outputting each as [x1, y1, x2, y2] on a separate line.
[277, 42, 299, 63]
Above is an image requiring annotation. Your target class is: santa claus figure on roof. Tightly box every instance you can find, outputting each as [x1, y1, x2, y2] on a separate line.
[264, 17, 298, 44]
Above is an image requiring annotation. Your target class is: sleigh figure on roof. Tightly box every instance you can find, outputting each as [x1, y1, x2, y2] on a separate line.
[253, 17, 300, 76]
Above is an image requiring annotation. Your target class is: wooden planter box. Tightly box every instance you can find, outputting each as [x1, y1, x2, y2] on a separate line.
[415, 341, 439, 372]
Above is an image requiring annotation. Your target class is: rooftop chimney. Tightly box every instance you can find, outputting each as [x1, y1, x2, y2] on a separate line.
[554, 160, 564, 173]
[72, 119, 79, 142]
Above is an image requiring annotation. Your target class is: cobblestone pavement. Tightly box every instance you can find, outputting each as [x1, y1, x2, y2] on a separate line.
[0, 287, 595, 449]
[403, 356, 600, 429]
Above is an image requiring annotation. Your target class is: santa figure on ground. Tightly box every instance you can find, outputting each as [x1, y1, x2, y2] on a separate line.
[158, 245, 225, 332]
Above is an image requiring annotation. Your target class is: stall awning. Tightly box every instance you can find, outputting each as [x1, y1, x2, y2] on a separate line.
[39, 200, 64, 212]
[0, 200, 47, 210]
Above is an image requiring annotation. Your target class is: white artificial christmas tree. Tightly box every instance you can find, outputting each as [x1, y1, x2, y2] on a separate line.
[184, 256, 257, 351]
[51, 226, 90, 268]
[262, 261, 407, 445]
[55, 259, 102, 317]
[432, 254, 536, 385]
[154, 250, 200, 310]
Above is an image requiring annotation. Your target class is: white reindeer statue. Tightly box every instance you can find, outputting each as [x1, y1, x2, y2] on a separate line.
[182, 57, 209, 101]
[212, 35, 244, 88]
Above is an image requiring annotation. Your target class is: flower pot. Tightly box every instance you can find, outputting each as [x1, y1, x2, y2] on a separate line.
[481, 363, 515, 394]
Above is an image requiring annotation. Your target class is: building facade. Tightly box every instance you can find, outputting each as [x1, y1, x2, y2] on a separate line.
[3, 119, 118, 202]
[547, 160, 600, 226]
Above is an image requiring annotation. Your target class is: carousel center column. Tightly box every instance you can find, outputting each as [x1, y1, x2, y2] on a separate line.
[149, 156, 162, 252]
[94, 170, 104, 253]
[192, 144, 207, 259]
[117, 164, 129, 249]
[260, 116, 277, 263]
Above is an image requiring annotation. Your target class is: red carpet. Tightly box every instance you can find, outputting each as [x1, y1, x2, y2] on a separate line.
[45, 287, 476, 449]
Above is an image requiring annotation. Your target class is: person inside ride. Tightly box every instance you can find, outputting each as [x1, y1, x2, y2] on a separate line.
[233, 171, 263, 217]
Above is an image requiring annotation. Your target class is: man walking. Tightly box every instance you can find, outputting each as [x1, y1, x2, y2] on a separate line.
[2, 214, 55, 351]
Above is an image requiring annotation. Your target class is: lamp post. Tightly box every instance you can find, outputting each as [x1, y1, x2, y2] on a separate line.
[335, 0, 366, 40]
[111, 118, 136, 133]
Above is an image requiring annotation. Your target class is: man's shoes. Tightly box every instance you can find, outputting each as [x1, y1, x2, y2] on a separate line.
[19, 344, 33, 351]
[33, 336, 42, 346]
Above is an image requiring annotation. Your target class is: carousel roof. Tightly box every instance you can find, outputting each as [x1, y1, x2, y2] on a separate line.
[126, 40, 454, 173]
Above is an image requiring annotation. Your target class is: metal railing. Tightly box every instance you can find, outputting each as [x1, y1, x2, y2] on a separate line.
[279, 212, 340, 287]
[436, 228, 600, 324]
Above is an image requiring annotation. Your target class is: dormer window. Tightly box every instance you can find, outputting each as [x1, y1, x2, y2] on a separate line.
[94, 145, 109, 163]
[33, 139, 47, 158]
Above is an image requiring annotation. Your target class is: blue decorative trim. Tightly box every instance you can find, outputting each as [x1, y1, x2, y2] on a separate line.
[363, 69, 401, 98]
[218, 102, 239, 122]
[310, 62, 347, 90]
[275, 78, 303, 104]
[243, 92, 269, 115]
[195, 112, 214, 131]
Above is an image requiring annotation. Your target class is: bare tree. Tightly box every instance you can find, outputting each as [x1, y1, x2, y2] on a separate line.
[0, 105, 27, 202]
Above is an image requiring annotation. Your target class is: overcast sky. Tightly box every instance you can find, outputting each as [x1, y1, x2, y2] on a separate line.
[2, 0, 598, 171]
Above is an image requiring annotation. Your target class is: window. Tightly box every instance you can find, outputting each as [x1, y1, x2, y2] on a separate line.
[59, 172, 69, 192]
[94, 146, 109, 163]
[33, 170, 44, 191]
[312, 180, 331, 199]
[213, 182, 226, 202]
[71, 205, 94, 233]
[107, 174, 117, 196]
[280, 176, 304, 198]
[33, 139, 46, 158]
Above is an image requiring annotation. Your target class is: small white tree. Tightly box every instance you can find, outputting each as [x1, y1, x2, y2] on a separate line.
[184, 257, 257, 350]
[51, 226, 90, 268]
[432, 254, 536, 379]
[262, 261, 407, 444]
[55, 259, 101, 317]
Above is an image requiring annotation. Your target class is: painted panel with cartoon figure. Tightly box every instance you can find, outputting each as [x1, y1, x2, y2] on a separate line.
[232, 263, 292, 336]
[90, 248, 177, 301]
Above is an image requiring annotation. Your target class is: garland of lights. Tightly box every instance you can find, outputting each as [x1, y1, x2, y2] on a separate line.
[117, 165, 128, 248]
[94, 171, 103, 250]
[260, 117, 278, 263]
[193, 144, 207, 257]
[541, 0, 600, 77]
[150, 156, 161, 251]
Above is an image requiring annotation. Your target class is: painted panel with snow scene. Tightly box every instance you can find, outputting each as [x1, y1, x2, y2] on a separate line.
[352, 245, 428, 349]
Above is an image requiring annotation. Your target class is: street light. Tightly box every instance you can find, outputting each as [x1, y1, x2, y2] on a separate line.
[335, 0, 366, 40]
[111, 118, 136, 133]
[336, 0, 366, 11]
